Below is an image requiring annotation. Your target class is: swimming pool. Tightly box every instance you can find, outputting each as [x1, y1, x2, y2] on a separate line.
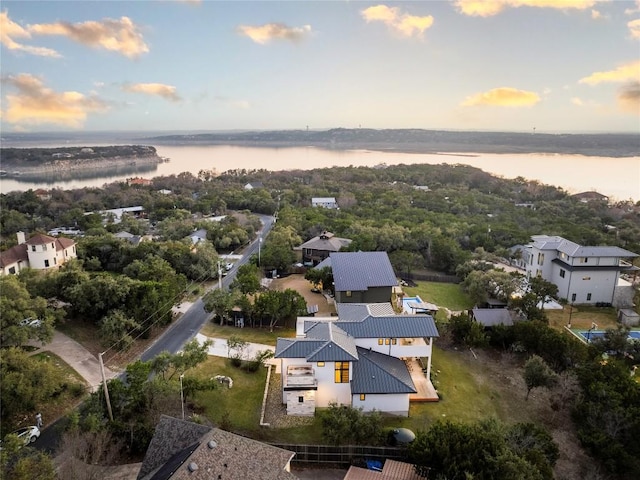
[577, 330, 640, 343]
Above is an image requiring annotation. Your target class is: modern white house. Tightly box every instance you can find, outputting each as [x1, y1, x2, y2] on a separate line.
[522, 235, 638, 305]
[0, 232, 77, 275]
[311, 197, 338, 209]
[274, 302, 439, 417]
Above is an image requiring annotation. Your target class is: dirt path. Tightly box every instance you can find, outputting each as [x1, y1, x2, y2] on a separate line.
[270, 274, 336, 316]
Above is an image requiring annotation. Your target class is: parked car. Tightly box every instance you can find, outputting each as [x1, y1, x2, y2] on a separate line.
[19, 318, 42, 327]
[225, 263, 234, 271]
[8, 426, 40, 445]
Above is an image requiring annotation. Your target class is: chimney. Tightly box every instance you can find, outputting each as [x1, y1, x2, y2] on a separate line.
[17, 231, 26, 245]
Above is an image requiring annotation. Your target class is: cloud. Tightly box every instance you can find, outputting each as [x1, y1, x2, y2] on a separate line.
[571, 97, 584, 106]
[618, 81, 640, 113]
[591, 9, 602, 19]
[0, 11, 61, 57]
[237, 23, 311, 44]
[461, 87, 541, 107]
[122, 82, 181, 102]
[629, 19, 640, 39]
[579, 60, 640, 85]
[361, 5, 434, 38]
[1, 73, 108, 127]
[454, 0, 602, 17]
[27, 16, 148, 58]
[625, 1, 640, 15]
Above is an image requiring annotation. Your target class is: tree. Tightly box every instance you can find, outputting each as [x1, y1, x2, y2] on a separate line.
[304, 266, 333, 292]
[528, 276, 559, 311]
[254, 288, 307, 332]
[320, 403, 384, 446]
[523, 355, 557, 400]
[56, 429, 124, 480]
[0, 276, 54, 347]
[1, 442, 56, 480]
[203, 289, 235, 325]
[389, 249, 423, 278]
[99, 310, 141, 351]
[409, 419, 555, 480]
[230, 263, 261, 294]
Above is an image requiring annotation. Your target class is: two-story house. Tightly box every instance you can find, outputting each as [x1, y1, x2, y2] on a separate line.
[331, 251, 398, 304]
[0, 232, 77, 275]
[299, 231, 352, 266]
[274, 302, 439, 417]
[523, 235, 638, 305]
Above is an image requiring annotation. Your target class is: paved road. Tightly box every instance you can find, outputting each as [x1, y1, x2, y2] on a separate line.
[34, 214, 275, 455]
[140, 214, 274, 361]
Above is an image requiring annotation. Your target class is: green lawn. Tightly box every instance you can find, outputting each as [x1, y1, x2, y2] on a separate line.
[404, 281, 474, 312]
[200, 323, 296, 344]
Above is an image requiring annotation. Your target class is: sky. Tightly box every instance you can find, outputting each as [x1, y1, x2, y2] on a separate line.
[1, 0, 639, 134]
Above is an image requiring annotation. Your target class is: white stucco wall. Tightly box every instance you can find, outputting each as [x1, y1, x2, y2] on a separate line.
[280, 358, 351, 407]
[27, 242, 58, 270]
[351, 393, 409, 416]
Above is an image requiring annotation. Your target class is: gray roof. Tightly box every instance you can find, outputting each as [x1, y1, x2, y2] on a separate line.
[471, 308, 514, 327]
[335, 303, 396, 322]
[275, 322, 358, 362]
[351, 347, 416, 394]
[140, 416, 297, 480]
[330, 251, 398, 292]
[314, 257, 332, 270]
[530, 235, 637, 258]
[337, 315, 439, 339]
[300, 231, 352, 252]
[138, 416, 212, 479]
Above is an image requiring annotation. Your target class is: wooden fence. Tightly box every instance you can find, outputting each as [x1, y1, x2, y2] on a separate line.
[268, 443, 408, 466]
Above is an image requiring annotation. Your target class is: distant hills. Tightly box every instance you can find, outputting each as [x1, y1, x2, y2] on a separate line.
[2, 128, 638, 157]
[144, 128, 640, 157]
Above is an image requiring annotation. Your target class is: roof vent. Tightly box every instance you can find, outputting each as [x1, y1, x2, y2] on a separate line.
[208, 440, 217, 449]
[188, 462, 198, 472]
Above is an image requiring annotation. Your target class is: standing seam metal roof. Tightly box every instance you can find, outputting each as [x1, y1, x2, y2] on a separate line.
[330, 252, 398, 292]
[351, 347, 416, 394]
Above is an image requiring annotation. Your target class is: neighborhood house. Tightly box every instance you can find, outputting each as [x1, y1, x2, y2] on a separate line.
[274, 301, 439, 417]
[0, 231, 77, 276]
[299, 231, 352, 266]
[311, 197, 338, 209]
[522, 235, 638, 305]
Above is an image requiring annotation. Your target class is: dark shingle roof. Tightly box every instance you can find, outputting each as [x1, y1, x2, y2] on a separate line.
[138, 416, 212, 479]
[330, 252, 397, 292]
[351, 347, 416, 394]
[0, 244, 28, 268]
[300, 232, 352, 252]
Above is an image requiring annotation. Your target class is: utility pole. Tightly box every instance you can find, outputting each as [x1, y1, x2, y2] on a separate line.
[258, 237, 262, 267]
[98, 352, 114, 421]
[217, 260, 222, 290]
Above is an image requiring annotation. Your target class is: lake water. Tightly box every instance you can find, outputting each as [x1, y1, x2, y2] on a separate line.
[1, 145, 639, 201]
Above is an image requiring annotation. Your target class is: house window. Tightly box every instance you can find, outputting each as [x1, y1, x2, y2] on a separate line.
[537, 253, 545, 265]
[378, 338, 384, 345]
[360, 394, 366, 401]
[571, 293, 576, 302]
[580, 257, 589, 264]
[346, 290, 352, 297]
[31, 245, 36, 252]
[559, 269, 565, 278]
[54, 257, 57, 265]
[334, 362, 349, 383]
[8, 267, 16, 274]
[391, 338, 397, 345]
[587, 293, 592, 301]
[298, 396, 304, 403]
[44, 260, 50, 267]
[317, 361, 325, 367]
[42, 244, 47, 251]
[384, 339, 390, 345]
[582, 277, 591, 281]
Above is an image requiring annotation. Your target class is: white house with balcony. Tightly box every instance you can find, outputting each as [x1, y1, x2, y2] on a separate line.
[522, 235, 638, 305]
[0, 232, 77, 275]
[274, 302, 439, 416]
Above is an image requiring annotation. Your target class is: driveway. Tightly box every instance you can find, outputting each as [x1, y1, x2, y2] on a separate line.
[30, 331, 118, 392]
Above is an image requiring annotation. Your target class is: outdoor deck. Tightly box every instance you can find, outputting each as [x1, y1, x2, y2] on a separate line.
[406, 358, 439, 402]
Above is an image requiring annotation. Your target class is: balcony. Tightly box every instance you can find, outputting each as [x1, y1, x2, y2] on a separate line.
[284, 365, 317, 388]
